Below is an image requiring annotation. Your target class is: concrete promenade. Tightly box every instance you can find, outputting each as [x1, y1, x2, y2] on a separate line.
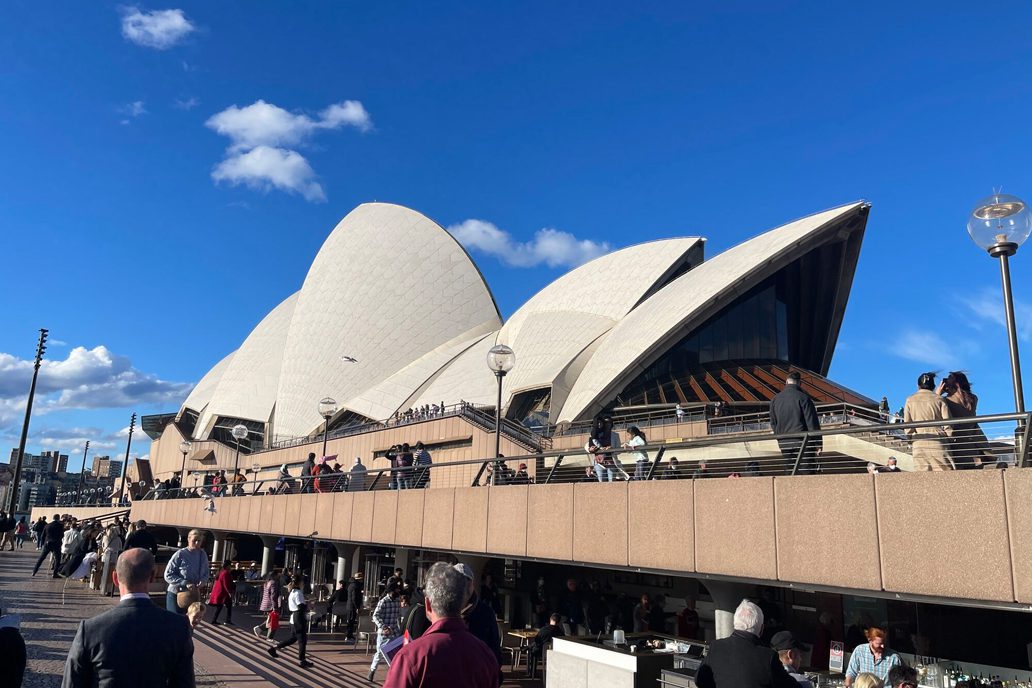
[0, 546, 540, 687]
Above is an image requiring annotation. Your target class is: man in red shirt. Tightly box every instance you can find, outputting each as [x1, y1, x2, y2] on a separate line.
[383, 562, 499, 688]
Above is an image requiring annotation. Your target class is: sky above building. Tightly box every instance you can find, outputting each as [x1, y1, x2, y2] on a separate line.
[2, 2, 1031, 470]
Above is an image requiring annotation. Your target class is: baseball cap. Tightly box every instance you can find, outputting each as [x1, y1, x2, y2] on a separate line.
[771, 630, 809, 652]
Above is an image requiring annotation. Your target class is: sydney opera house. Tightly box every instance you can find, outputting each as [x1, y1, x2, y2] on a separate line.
[50, 199, 1032, 677]
[160, 199, 872, 451]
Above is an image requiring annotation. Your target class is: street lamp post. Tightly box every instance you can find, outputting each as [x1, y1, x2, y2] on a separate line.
[486, 344, 516, 485]
[251, 461, 261, 495]
[231, 425, 249, 492]
[967, 192, 1031, 414]
[117, 412, 136, 506]
[77, 440, 90, 503]
[8, 328, 48, 513]
[318, 397, 338, 459]
[179, 439, 192, 493]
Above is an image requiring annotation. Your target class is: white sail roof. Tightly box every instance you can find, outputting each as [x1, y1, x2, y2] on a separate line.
[555, 203, 865, 422]
[196, 293, 298, 437]
[272, 203, 502, 437]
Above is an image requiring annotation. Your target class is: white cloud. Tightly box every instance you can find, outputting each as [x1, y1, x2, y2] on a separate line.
[120, 7, 196, 50]
[205, 99, 371, 152]
[205, 99, 371, 203]
[212, 146, 326, 202]
[890, 329, 978, 370]
[957, 287, 1032, 341]
[173, 96, 199, 111]
[447, 219, 611, 268]
[0, 345, 193, 429]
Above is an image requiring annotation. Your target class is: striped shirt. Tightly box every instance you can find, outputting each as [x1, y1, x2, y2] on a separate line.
[845, 643, 901, 681]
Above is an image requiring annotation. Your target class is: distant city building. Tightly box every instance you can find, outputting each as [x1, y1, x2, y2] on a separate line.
[92, 455, 124, 478]
[6, 449, 70, 473]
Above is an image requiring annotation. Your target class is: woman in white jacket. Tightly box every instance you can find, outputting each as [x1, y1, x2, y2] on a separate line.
[61, 522, 83, 563]
[623, 426, 649, 480]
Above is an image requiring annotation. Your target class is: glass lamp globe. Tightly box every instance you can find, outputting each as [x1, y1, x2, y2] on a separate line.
[231, 424, 249, 440]
[251, 462, 260, 473]
[486, 344, 516, 374]
[967, 192, 1032, 254]
[317, 397, 338, 419]
[179, 439, 192, 454]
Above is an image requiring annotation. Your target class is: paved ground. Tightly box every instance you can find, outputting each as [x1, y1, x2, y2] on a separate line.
[0, 546, 542, 687]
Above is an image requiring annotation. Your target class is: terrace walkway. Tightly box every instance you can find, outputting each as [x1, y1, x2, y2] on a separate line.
[0, 547, 540, 687]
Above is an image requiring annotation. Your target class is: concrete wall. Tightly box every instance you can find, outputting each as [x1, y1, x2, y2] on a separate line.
[128, 471, 1032, 605]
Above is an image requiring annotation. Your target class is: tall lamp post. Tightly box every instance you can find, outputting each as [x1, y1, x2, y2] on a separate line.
[486, 344, 516, 485]
[8, 328, 48, 513]
[179, 439, 192, 492]
[77, 440, 90, 504]
[317, 397, 338, 459]
[231, 425, 249, 489]
[117, 412, 136, 506]
[967, 192, 1031, 416]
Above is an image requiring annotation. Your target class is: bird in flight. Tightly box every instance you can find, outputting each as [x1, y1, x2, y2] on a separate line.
[341, 355, 358, 363]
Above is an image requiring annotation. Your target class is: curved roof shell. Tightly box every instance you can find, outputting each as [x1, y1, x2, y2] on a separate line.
[555, 202, 868, 422]
[273, 203, 502, 437]
[495, 238, 702, 408]
[180, 350, 235, 419]
[196, 292, 298, 438]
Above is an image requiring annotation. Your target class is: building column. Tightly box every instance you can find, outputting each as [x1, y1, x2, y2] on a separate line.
[394, 547, 411, 578]
[211, 536, 223, 564]
[706, 580, 756, 640]
[334, 543, 356, 584]
[260, 536, 279, 576]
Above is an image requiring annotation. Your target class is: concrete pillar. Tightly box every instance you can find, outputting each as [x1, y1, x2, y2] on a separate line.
[394, 547, 411, 578]
[333, 543, 356, 584]
[259, 536, 279, 575]
[706, 580, 755, 640]
[211, 537, 222, 563]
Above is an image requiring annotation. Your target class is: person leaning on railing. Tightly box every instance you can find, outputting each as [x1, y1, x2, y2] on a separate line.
[903, 372, 954, 471]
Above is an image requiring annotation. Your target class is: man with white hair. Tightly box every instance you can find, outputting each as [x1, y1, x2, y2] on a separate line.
[696, 599, 799, 688]
[383, 562, 499, 688]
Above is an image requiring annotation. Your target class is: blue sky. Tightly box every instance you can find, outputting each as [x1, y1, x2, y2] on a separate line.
[2, 2, 1031, 470]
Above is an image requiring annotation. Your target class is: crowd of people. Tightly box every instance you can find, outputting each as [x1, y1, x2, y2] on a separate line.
[27, 513, 157, 593]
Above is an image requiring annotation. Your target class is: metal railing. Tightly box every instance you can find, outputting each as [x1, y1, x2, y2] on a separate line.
[75, 411, 1027, 507]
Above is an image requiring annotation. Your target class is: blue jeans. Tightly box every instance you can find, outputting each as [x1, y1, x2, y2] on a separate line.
[594, 463, 614, 482]
[166, 591, 186, 614]
[369, 632, 391, 673]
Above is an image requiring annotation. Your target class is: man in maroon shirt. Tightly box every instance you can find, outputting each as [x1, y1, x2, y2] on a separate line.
[383, 562, 499, 688]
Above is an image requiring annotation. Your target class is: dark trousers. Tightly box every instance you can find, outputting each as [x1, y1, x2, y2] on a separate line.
[33, 542, 61, 577]
[275, 620, 307, 662]
[212, 600, 233, 623]
[528, 648, 543, 679]
[344, 610, 358, 639]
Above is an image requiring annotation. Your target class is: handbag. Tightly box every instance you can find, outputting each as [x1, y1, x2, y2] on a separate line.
[176, 587, 200, 609]
[267, 610, 280, 632]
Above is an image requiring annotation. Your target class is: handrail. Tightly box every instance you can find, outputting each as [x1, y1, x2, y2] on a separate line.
[81, 410, 1026, 506]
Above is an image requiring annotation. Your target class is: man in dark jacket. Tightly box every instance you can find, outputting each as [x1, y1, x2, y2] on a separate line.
[32, 514, 65, 578]
[62, 549, 194, 688]
[123, 520, 159, 556]
[528, 613, 565, 679]
[695, 599, 799, 688]
[342, 572, 364, 642]
[769, 371, 822, 474]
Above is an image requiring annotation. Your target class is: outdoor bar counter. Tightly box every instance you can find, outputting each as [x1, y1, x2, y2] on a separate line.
[546, 634, 703, 688]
